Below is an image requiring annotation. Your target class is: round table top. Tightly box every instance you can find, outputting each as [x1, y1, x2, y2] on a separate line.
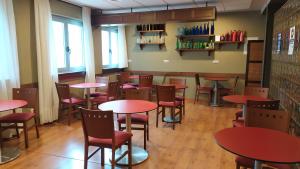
[205, 77, 230, 81]
[98, 100, 157, 114]
[223, 95, 270, 104]
[0, 100, 28, 112]
[162, 84, 188, 89]
[215, 127, 300, 163]
[70, 82, 106, 89]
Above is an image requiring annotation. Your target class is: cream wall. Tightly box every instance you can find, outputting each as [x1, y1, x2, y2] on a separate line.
[125, 11, 266, 98]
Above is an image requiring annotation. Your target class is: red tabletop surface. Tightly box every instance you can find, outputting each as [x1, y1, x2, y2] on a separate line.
[129, 75, 139, 79]
[0, 100, 28, 112]
[215, 127, 300, 163]
[162, 84, 188, 89]
[205, 77, 230, 81]
[70, 83, 106, 89]
[98, 100, 157, 114]
[223, 95, 270, 104]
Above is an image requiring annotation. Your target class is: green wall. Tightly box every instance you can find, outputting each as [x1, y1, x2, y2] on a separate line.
[126, 11, 266, 98]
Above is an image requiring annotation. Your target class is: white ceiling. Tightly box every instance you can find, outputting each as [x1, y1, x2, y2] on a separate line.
[62, 0, 269, 13]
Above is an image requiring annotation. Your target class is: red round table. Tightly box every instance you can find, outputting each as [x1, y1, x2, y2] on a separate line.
[0, 99, 28, 164]
[205, 77, 230, 106]
[215, 127, 300, 169]
[223, 95, 270, 117]
[70, 83, 106, 108]
[98, 100, 157, 165]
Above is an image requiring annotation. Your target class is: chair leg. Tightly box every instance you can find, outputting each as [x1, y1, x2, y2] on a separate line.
[84, 144, 88, 169]
[171, 107, 175, 130]
[146, 122, 149, 141]
[68, 105, 72, 126]
[144, 124, 146, 150]
[128, 139, 132, 169]
[101, 148, 105, 166]
[23, 122, 29, 148]
[15, 123, 20, 138]
[34, 117, 40, 138]
[236, 163, 240, 169]
[194, 89, 198, 104]
[183, 99, 185, 116]
[111, 147, 115, 169]
[156, 107, 159, 128]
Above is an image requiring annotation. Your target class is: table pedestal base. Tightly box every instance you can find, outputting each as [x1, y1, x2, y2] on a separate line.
[163, 116, 180, 123]
[0, 147, 20, 164]
[113, 145, 148, 166]
[254, 160, 262, 169]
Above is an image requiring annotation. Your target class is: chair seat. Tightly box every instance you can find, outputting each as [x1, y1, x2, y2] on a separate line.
[90, 96, 115, 103]
[88, 131, 132, 147]
[121, 84, 136, 89]
[232, 119, 244, 127]
[118, 114, 148, 124]
[63, 97, 86, 104]
[89, 91, 107, 97]
[0, 112, 35, 123]
[175, 96, 185, 101]
[236, 156, 254, 168]
[159, 101, 182, 107]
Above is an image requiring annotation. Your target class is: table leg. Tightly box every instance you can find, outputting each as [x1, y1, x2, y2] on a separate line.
[211, 80, 220, 107]
[86, 88, 91, 109]
[254, 160, 262, 169]
[114, 114, 149, 166]
[242, 104, 247, 118]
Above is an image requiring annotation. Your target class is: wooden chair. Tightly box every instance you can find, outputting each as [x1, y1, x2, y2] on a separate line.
[55, 82, 86, 125]
[236, 108, 292, 169]
[89, 76, 110, 97]
[118, 72, 136, 98]
[232, 100, 280, 127]
[0, 88, 39, 148]
[194, 73, 213, 105]
[235, 86, 270, 120]
[156, 85, 183, 130]
[219, 76, 239, 97]
[138, 75, 153, 100]
[90, 81, 119, 108]
[169, 78, 187, 115]
[80, 108, 132, 169]
[118, 88, 150, 150]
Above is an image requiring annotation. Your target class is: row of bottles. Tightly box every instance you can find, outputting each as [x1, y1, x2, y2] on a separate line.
[219, 30, 246, 42]
[137, 35, 165, 44]
[177, 22, 215, 35]
[176, 39, 214, 49]
[136, 24, 165, 31]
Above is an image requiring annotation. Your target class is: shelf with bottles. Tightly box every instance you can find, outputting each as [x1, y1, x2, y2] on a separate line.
[214, 30, 246, 49]
[136, 24, 165, 37]
[176, 40, 215, 56]
[137, 35, 165, 50]
[136, 24, 166, 50]
[176, 22, 215, 40]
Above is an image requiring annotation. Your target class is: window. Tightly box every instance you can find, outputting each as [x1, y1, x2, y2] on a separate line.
[52, 16, 85, 73]
[101, 27, 119, 68]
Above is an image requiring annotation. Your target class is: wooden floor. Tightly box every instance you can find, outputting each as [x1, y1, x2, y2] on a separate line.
[1, 100, 238, 169]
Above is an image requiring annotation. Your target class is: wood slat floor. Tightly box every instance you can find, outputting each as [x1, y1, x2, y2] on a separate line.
[1, 100, 238, 169]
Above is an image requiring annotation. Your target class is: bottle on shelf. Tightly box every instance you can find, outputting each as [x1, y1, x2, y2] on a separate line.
[199, 24, 203, 35]
[211, 22, 215, 35]
[232, 30, 237, 42]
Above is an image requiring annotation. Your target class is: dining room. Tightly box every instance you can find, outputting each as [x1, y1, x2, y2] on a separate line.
[0, 0, 300, 169]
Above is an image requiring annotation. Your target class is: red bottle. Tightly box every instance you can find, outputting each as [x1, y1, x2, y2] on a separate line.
[232, 30, 237, 42]
[239, 31, 245, 42]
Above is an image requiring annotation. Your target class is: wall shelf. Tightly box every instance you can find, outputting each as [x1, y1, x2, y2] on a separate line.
[176, 48, 215, 56]
[138, 30, 165, 37]
[215, 41, 244, 49]
[139, 43, 165, 50]
[176, 34, 215, 40]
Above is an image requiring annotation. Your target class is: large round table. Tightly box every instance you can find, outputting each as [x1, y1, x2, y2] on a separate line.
[205, 77, 230, 107]
[223, 95, 270, 117]
[98, 100, 157, 166]
[70, 82, 106, 108]
[0, 100, 27, 164]
[215, 127, 300, 169]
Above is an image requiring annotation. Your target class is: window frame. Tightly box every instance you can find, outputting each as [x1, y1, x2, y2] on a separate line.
[101, 26, 119, 69]
[52, 15, 85, 74]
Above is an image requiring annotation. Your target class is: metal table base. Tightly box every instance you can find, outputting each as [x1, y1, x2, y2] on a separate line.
[0, 147, 20, 164]
[113, 145, 148, 166]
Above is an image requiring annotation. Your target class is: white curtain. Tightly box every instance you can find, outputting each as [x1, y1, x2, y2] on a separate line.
[117, 25, 128, 68]
[82, 7, 96, 84]
[34, 0, 59, 124]
[0, 0, 20, 100]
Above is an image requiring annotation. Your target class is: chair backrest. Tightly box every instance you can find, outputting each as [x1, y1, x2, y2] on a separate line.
[13, 88, 38, 111]
[125, 88, 150, 100]
[156, 85, 176, 102]
[96, 76, 109, 84]
[245, 108, 290, 133]
[107, 81, 119, 99]
[169, 78, 186, 85]
[244, 87, 269, 98]
[195, 73, 200, 86]
[139, 75, 153, 88]
[55, 82, 71, 100]
[246, 100, 280, 110]
[80, 108, 115, 141]
[231, 76, 239, 93]
[119, 72, 130, 85]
